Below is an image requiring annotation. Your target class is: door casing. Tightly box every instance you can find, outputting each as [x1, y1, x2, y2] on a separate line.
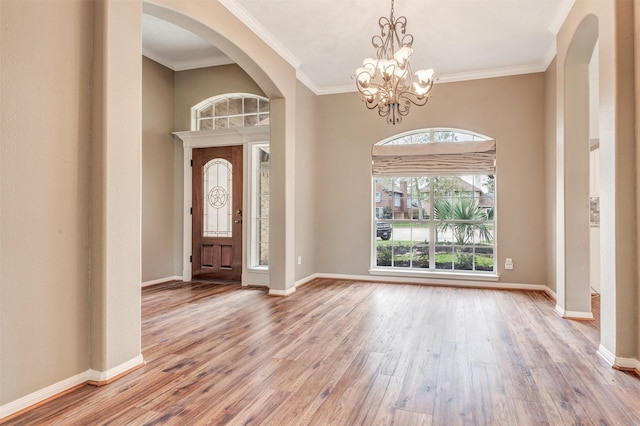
[174, 126, 270, 286]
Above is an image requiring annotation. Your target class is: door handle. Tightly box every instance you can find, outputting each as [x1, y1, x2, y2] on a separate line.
[235, 209, 242, 216]
[234, 219, 243, 224]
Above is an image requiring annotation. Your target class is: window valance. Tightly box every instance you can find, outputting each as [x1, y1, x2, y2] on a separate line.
[371, 140, 496, 176]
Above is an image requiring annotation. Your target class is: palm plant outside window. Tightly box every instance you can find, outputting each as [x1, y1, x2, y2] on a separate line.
[373, 129, 496, 273]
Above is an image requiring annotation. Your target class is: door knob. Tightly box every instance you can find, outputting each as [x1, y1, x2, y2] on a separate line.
[235, 209, 242, 215]
[234, 219, 243, 224]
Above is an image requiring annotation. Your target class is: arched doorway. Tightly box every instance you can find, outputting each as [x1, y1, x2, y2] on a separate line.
[143, 0, 297, 294]
[557, 14, 599, 320]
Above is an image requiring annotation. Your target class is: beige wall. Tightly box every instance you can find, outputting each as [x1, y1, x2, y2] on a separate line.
[174, 64, 265, 131]
[294, 81, 318, 281]
[90, 0, 142, 375]
[635, 0, 640, 363]
[316, 74, 547, 285]
[0, 0, 92, 404]
[142, 57, 176, 282]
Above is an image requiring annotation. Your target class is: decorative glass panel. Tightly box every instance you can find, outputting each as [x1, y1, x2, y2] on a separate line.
[203, 158, 233, 238]
[251, 145, 270, 268]
[244, 115, 258, 127]
[229, 98, 242, 115]
[257, 150, 270, 266]
[215, 118, 228, 129]
[200, 105, 213, 118]
[229, 116, 243, 128]
[258, 113, 269, 125]
[244, 97, 258, 114]
[199, 119, 213, 130]
[214, 100, 228, 116]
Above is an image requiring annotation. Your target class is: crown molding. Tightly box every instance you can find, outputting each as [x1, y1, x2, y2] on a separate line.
[219, 0, 302, 70]
[548, 0, 576, 35]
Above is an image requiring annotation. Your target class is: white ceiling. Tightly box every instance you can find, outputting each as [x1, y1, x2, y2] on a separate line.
[141, 0, 575, 95]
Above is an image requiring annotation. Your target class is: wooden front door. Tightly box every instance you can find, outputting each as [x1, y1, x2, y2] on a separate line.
[192, 145, 243, 281]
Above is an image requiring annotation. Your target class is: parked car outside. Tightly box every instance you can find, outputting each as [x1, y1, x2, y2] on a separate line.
[376, 222, 392, 240]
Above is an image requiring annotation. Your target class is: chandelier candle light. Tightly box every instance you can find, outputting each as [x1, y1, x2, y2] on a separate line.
[354, 0, 436, 125]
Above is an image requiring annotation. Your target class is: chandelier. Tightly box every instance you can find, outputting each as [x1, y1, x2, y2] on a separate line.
[354, 0, 436, 125]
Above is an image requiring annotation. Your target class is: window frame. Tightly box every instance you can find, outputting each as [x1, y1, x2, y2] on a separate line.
[191, 93, 269, 131]
[370, 128, 498, 280]
[249, 143, 270, 270]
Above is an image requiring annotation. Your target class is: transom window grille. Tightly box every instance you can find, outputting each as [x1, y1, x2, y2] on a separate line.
[192, 94, 269, 131]
[372, 128, 496, 274]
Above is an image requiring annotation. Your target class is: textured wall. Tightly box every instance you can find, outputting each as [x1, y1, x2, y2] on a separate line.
[0, 0, 93, 404]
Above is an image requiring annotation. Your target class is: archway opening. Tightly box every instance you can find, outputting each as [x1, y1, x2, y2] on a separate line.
[559, 14, 599, 322]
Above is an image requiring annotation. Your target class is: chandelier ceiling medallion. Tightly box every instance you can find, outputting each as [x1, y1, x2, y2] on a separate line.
[354, 0, 436, 125]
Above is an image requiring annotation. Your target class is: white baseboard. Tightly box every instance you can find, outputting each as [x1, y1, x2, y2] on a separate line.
[0, 371, 89, 420]
[597, 344, 640, 372]
[141, 276, 183, 287]
[295, 273, 320, 288]
[554, 305, 594, 320]
[597, 344, 616, 366]
[315, 272, 551, 292]
[268, 287, 296, 296]
[0, 354, 144, 421]
[88, 354, 145, 383]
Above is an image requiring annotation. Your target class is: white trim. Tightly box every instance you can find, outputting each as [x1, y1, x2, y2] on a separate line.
[613, 356, 640, 371]
[296, 70, 322, 95]
[173, 128, 270, 286]
[268, 287, 296, 296]
[597, 344, 616, 366]
[218, 0, 302, 70]
[295, 273, 320, 288]
[316, 272, 548, 292]
[0, 355, 143, 420]
[547, 0, 575, 35]
[0, 371, 89, 419]
[141, 276, 183, 287]
[88, 354, 145, 383]
[318, 65, 551, 96]
[370, 268, 499, 282]
[541, 39, 558, 71]
[554, 305, 594, 319]
[597, 345, 640, 371]
[544, 286, 557, 301]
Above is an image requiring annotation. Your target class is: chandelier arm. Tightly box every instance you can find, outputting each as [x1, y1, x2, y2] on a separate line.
[354, 0, 435, 125]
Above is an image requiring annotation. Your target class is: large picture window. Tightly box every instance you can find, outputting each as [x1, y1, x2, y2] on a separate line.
[372, 129, 496, 275]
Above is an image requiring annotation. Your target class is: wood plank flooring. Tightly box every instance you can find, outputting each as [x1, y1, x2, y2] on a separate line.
[6, 279, 640, 425]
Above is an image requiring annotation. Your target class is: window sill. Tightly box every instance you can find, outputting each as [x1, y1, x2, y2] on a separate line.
[369, 268, 499, 282]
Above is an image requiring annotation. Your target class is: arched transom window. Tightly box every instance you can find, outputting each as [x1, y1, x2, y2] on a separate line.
[372, 128, 496, 275]
[192, 93, 269, 131]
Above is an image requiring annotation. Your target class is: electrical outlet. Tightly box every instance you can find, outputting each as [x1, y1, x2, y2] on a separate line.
[505, 258, 513, 270]
[298, 256, 302, 265]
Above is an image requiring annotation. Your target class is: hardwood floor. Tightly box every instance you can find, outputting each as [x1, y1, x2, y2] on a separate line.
[6, 279, 640, 425]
